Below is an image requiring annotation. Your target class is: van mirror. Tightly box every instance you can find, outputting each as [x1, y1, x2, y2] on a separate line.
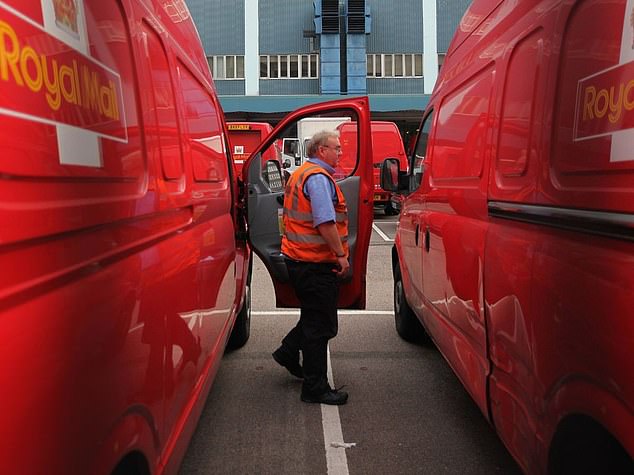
[381, 158, 401, 192]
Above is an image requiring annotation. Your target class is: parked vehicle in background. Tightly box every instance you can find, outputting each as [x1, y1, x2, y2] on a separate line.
[276, 117, 352, 174]
[281, 137, 301, 172]
[338, 121, 407, 215]
[0, 0, 375, 473]
[226, 122, 279, 174]
[382, 0, 634, 473]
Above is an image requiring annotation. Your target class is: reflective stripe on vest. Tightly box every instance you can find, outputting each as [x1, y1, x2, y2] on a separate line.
[281, 161, 349, 263]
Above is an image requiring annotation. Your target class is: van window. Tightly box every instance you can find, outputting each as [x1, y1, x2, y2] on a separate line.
[177, 62, 228, 183]
[412, 110, 434, 189]
[432, 67, 493, 181]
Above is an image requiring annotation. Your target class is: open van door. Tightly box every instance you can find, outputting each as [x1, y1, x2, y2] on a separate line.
[242, 97, 373, 309]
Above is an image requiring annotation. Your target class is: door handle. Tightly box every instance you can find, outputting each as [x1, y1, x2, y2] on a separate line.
[415, 224, 420, 247]
[424, 226, 430, 253]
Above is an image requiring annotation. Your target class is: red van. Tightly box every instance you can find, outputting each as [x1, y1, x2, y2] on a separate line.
[226, 122, 278, 173]
[0, 1, 374, 473]
[383, 1, 634, 473]
[338, 121, 407, 215]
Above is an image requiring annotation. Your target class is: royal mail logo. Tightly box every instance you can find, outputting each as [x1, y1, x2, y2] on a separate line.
[53, 0, 78, 37]
[574, 60, 634, 142]
[0, 3, 125, 141]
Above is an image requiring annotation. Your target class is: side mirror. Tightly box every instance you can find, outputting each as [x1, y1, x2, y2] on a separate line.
[380, 158, 400, 192]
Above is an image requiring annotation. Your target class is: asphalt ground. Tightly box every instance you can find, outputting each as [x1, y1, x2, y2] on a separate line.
[179, 212, 521, 475]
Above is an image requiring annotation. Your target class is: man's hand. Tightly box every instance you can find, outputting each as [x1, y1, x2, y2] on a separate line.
[335, 255, 350, 277]
[316, 221, 349, 277]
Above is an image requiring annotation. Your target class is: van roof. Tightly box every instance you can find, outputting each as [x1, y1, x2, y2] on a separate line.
[445, 0, 504, 61]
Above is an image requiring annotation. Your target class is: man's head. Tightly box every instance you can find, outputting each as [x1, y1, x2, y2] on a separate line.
[308, 130, 342, 168]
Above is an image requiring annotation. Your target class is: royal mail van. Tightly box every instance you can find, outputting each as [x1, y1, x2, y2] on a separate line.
[226, 122, 277, 173]
[338, 121, 407, 215]
[0, 1, 374, 473]
[382, 1, 634, 473]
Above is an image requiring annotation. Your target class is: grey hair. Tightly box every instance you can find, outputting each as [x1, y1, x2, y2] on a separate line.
[306, 130, 339, 157]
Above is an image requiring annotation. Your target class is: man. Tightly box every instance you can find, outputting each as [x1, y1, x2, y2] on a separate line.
[272, 130, 350, 405]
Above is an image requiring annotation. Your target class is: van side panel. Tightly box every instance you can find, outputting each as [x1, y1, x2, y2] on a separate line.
[484, 6, 560, 472]
[0, 0, 244, 473]
[140, 22, 187, 190]
[548, 0, 634, 213]
[488, 26, 548, 202]
[420, 58, 496, 416]
[484, 1, 634, 472]
[0, 0, 147, 246]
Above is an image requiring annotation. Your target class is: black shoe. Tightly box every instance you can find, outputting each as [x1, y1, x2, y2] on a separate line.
[272, 347, 303, 379]
[301, 387, 348, 405]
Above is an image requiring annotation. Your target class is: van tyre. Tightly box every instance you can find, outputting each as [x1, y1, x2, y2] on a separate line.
[394, 265, 426, 343]
[384, 202, 399, 216]
[227, 275, 251, 350]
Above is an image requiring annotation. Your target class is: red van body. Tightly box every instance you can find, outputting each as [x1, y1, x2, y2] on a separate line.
[338, 121, 407, 215]
[386, 0, 634, 473]
[0, 0, 374, 473]
[226, 122, 278, 173]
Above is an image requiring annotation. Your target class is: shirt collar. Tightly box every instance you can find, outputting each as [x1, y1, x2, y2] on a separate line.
[307, 158, 335, 175]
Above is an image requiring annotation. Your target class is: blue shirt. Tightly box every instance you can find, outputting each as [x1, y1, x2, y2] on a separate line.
[304, 158, 337, 227]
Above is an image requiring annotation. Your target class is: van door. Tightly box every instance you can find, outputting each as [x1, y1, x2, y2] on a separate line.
[398, 111, 435, 314]
[243, 98, 373, 309]
[421, 68, 494, 417]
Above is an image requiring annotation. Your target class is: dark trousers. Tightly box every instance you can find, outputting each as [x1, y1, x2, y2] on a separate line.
[282, 259, 339, 396]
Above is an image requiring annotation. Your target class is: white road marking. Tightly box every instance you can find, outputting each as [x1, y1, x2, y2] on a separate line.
[258, 309, 389, 472]
[252, 310, 392, 316]
[322, 345, 351, 475]
[372, 223, 394, 242]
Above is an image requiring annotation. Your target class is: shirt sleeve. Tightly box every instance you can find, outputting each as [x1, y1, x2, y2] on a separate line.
[304, 174, 337, 227]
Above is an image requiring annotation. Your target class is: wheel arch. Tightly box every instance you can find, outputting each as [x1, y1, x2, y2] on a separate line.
[91, 408, 159, 475]
[111, 451, 151, 475]
[544, 378, 634, 474]
[548, 413, 633, 474]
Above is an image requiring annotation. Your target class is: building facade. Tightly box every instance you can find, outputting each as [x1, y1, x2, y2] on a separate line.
[187, 0, 470, 129]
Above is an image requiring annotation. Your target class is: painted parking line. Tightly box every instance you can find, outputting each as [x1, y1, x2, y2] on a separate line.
[323, 345, 352, 475]
[252, 310, 393, 316]
[372, 223, 394, 242]
[255, 311, 391, 474]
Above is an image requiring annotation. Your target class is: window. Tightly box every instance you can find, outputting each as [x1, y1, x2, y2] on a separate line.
[260, 54, 319, 79]
[394, 54, 403, 77]
[207, 55, 244, 80]
[438, 53, 446, 72]
[412, 110, 434, 189]
[384, 55, 393, 77]
[366, 54, 423, 78]
[414, 54, 423, 76]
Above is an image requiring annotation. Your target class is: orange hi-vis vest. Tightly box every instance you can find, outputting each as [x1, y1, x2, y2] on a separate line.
[281, 161, 349, 263]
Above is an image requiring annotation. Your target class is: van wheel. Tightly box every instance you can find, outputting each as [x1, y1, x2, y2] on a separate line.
[227, 279, 251, 350]
[394, 266, 426, 343]
[384, 202, 399, 216]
